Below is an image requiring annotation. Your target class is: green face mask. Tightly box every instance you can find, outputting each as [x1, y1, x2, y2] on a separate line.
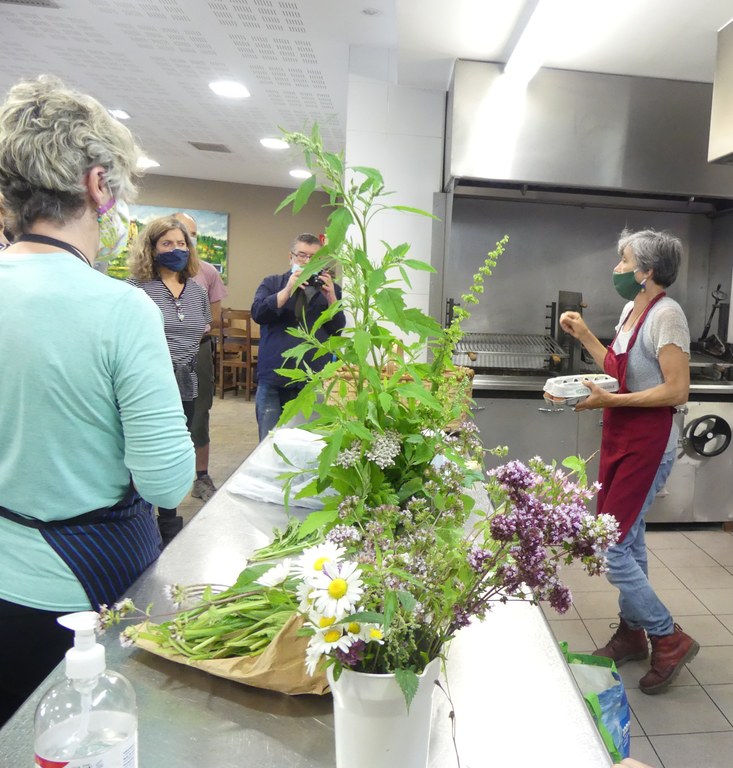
[613, 269, 643, 300]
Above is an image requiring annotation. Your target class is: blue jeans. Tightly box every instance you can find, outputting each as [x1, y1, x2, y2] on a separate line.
[604, 446, 677, 636]
[255, 382, 303, 442]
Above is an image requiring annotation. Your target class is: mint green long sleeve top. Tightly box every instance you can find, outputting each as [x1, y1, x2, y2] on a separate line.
[0, 251, 195, 609]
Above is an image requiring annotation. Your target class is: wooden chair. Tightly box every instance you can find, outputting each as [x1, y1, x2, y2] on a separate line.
[216, 308, 257, 400]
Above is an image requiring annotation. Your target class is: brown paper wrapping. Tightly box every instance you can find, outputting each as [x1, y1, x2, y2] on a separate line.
[133, 612, 329, 696]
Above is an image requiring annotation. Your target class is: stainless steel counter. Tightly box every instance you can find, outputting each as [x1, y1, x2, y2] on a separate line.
[0, 457, 613, 768]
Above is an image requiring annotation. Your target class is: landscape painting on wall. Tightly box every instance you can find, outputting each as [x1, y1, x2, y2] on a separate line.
[105, 205, 229, 282]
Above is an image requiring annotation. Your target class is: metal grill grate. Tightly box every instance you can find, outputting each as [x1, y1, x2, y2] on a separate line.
[453, 333, 568, 371]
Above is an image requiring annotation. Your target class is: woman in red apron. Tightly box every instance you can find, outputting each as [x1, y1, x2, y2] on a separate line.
[560, 229, 699, 695]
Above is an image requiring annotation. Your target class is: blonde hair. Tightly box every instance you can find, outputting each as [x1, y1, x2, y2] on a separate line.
[0, 75, 141, 232]
[127, 216, 200, 282]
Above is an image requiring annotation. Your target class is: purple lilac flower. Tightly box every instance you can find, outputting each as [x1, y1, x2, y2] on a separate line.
[327, 525, 362, 546]
[547, 583, 572, 614]
[334, 639, 366, 667]
[467, 545, 494, 574]
[337, 495, 360, 520]
[490, 512, 517, 541]
[365, 520, 385, 538]
[488, 460, 537, 492]
[452, 604, 472, 630]
[496, 563, 522, 594]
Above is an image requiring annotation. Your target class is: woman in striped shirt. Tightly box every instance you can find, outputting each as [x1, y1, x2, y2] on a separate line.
[127, 216, 211, 543]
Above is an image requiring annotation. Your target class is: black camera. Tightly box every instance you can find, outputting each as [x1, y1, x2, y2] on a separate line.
[306, 271, 325, 288]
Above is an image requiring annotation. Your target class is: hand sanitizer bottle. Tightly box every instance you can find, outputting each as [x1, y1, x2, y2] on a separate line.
[33, 611, 138, 768]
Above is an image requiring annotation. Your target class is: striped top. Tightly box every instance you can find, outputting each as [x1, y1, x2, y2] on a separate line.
[128, 278, 211, 400]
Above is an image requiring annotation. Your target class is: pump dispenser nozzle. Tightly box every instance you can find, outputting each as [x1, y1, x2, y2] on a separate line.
[57, 611, 105, 680]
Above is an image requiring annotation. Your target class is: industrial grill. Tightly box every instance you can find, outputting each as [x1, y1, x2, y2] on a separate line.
[453, 333, 568, 373]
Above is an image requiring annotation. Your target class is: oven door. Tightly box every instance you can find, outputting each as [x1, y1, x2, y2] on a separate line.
[646, 402, 733, 523]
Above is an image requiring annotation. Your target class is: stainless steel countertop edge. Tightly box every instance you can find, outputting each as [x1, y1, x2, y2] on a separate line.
[472, 373, 733, 395]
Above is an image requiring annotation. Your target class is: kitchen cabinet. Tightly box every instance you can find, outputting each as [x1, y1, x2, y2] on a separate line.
[473, 394, 581, 472]
[473, 383, 733, 523]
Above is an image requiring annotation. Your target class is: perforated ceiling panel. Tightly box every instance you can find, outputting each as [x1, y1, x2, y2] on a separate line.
[0, 0, 362, 187]
[2, 0, 732, 187]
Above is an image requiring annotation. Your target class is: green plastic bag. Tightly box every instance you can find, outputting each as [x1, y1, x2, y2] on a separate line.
[560, 642, 631, 763]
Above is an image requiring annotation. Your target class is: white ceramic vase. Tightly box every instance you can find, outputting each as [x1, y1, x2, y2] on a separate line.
[327, 657, 441, 768]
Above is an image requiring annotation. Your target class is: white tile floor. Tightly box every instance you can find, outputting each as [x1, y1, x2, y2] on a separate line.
[546, 528, 733, 768]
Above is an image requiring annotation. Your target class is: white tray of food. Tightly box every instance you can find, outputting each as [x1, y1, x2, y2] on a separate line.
[543, 374, 619, 405]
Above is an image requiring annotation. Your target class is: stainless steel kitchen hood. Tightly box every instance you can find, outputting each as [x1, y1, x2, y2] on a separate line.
[709, 18, 733, 165]
[446, 60, 733, 200]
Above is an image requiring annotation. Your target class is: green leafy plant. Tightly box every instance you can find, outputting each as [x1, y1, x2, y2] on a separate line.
[291, 456, 618, 708]
[100, 128, 620, 714]
[273, 125, 507, 530]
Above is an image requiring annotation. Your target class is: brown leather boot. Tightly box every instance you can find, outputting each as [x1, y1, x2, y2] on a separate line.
[593, 617, 648, 665]
[639, 624, 700, 695]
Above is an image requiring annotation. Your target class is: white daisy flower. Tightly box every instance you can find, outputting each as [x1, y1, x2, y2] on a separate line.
[255, 558, 293, 588]
[308, 610, 338, 631]
[344, 619, 362, 637]
[305, 644, 324, 676]
[296, 580, 315, 612]
[360, 624, 385, 645]
[310, 560, 364, 619]
[308, 626, 354, 661]
[298, 542, 346, 582]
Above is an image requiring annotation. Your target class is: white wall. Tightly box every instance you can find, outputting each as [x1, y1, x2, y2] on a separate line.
[345, 47, 446, 320]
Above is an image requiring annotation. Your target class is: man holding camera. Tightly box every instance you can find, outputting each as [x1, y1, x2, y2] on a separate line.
[251, 233, 345, 441]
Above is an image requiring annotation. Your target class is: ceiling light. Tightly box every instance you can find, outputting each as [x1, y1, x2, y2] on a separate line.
[289, 169, 312, 179]
[209, 80, 250, 99]
[137, 156, 160, 170]
[260, 137, 289, 150]
[108, 108, 131, 120]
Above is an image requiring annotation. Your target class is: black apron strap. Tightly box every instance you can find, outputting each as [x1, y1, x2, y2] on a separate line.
[0, 491, 161, 610]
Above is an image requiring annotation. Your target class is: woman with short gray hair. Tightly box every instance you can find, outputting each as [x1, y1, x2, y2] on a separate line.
[0, 76, 195, 725]
[559, 228, 698, 696]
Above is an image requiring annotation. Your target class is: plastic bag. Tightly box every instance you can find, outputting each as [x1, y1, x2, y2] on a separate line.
[227, 427, 334, 509]
[560, 643, 631, 763]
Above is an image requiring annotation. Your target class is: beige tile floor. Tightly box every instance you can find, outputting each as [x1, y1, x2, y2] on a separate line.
[180, 398, 733, 767]
[545, 528, 733, 768]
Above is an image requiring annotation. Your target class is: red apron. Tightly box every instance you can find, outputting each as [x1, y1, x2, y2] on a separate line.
[596, 293, 674, 542]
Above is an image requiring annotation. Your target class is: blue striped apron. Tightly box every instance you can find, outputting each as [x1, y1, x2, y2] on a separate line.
[0, 488, 161, 610]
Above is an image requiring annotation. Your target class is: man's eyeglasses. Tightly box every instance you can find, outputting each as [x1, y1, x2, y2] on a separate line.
[290, 251, 312, 262]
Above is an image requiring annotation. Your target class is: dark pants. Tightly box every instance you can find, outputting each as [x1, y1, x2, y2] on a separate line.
[159, 398, 196, 519]
[0, 599, 69, 726]
[254, 381, 303, 442]
[190, 338, 214, 449]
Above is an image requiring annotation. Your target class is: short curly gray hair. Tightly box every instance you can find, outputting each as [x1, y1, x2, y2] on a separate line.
[617, 228, 682, 288]
[0, 75, 141, 233]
